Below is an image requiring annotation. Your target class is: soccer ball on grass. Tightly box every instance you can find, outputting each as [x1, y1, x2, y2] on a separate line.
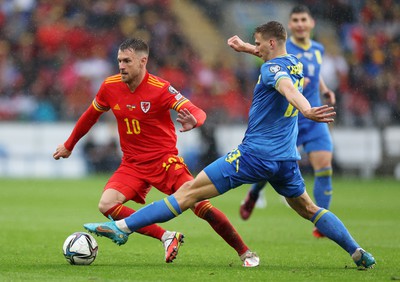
[62, 232, 98, 265]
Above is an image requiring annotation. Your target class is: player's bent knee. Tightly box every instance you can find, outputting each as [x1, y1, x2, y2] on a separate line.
[98, 203, 109, 215]
[98, 200, 117, 215]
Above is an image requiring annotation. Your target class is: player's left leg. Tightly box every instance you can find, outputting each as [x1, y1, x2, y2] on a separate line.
[285, 192, 375, 269]
[270, 161, 375, 269]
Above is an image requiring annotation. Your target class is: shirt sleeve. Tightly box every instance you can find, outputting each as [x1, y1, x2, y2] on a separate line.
[64, 103, 104, 151]
[261, 63, 290, 89]
[64, 83, 111, 151]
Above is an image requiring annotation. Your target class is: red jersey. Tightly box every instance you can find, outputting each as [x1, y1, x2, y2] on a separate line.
[71, 71, 206, 164]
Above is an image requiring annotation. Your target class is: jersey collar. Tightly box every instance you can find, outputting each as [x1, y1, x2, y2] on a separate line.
[289, 36, 311, 51]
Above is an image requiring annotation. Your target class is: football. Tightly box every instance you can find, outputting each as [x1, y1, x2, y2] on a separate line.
[62, 232, 98, 265]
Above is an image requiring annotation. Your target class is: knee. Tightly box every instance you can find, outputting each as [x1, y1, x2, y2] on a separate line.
[98, 202, 108, 215]
[98, 199, 117, 215]
[314, 163, 333, 173]
[309, 151, 333, 171]
[98, 189, 127, 215]
[174, 181, 198, 211]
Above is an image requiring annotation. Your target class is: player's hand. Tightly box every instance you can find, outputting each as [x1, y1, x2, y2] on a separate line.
[177, 108, 197, 132]
[303, 105, 336, 123]
[227, 35, 260, 57]
[227, 35, 246, 52]
[322, 89, 336, 106]
[53, 144, 72, 160]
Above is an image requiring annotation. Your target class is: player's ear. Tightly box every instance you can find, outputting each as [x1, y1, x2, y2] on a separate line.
[140, 55, 148, 66]
[310, 18, 316, 29]
[269, 39, 275, 49]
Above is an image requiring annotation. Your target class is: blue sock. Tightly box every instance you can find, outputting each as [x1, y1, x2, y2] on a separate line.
[124, 195, 182, 232]
[311, 208, 359, 255]
[250, 181, 267, 198]
[313, 168, 332, 209]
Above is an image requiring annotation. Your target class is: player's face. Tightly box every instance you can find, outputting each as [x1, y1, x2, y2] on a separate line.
[254, 33, 273, 61]
[118, 49, 147, 84]
[288, 12, 315, 41]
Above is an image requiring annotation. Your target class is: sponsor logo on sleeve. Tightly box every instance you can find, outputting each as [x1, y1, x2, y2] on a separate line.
[168, 85, 179, 95]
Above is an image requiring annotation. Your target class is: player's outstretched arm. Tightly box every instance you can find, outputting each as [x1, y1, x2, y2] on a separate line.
[278, 78, 335, 123]
[227, 35, 260, 57]
[53, 105, 103, 159]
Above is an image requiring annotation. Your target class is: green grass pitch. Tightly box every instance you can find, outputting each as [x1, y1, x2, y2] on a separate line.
[0, 176, 399, 281]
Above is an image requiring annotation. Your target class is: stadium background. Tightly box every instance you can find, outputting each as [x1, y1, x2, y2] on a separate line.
[0, 0, 399, 179]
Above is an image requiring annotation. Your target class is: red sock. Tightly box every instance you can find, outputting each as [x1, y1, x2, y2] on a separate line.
[194, 200, 249, 256]
[105, 203, 165, 240]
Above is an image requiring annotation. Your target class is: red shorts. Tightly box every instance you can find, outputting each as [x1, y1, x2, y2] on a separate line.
[104, 154, 193, 204]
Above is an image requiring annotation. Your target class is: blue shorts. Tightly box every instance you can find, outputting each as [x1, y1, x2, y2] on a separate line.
[297, 119, 333, 153]
[204, 148, 305, 198]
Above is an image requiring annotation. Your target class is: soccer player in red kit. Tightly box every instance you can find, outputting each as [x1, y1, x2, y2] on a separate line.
[53, 38, 259, 267]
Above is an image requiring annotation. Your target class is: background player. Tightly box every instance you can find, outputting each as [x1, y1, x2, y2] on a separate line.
[83, 22, 375, 269]
[53, 38, 259, 267]
[228, 5, 335, 238]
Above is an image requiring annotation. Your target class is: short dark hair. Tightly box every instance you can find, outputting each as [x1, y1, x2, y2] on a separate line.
[254, 21, 287, 44]
[119, 38, 149, 54]
[290, 5, 312, 17]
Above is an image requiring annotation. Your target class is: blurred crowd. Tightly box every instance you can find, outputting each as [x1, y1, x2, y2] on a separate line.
[306, 0, 400, 127]
[0, 0, 399, 127]
[0, 0, 249, 123]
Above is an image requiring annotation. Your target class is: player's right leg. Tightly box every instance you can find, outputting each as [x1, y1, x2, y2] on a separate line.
[192, 200, 259, 267]
[240, 181, 267, 220]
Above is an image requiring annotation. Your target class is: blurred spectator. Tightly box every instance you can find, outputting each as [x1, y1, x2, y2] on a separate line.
[0, 0, 399, 127]
[0, 0, 250, 123]
[83, 136, 120, 174]
[339, 0, 400, 126]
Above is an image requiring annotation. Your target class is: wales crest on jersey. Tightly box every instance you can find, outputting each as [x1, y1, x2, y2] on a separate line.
[141, 102, 151, 113]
